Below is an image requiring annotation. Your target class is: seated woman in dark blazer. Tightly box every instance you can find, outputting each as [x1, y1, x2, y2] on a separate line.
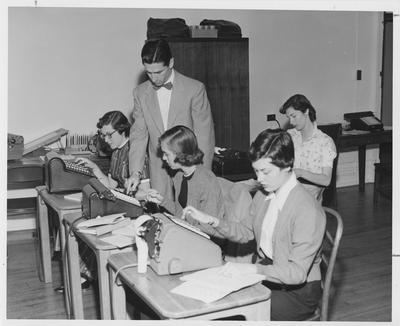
[145, 125, 225, 239]
[182, 129, 326, 321]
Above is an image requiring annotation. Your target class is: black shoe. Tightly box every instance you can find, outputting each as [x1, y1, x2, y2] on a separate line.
[52, 251, 62, 261]
[54, 281, 91, 294]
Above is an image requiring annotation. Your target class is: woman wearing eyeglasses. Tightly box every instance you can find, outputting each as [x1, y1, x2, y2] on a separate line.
[55, 111, 134, 293]
[75, 110, 133, 190]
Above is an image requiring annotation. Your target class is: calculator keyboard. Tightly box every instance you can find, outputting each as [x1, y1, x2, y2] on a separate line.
[64, 161, 94, 176]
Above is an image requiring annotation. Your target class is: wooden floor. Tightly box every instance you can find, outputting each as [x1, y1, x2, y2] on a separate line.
[6, 183, 392, 321]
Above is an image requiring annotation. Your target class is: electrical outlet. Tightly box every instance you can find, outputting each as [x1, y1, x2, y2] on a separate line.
[267, 114, 276, 121]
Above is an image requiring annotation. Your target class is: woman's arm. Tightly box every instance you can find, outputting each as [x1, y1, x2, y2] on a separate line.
[294, 166, 332, 186]
[182, 203, 255, 244]
[75, 157, 117, 189]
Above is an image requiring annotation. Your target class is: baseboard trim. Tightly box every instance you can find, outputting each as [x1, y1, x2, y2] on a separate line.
[7, 229, 36, 243]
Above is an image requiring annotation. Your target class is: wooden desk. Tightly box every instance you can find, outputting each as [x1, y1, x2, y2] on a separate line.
[339, 129, 392, 192]
[108, 251, 271, 321]
[35, 186, 82, 318]
[7, 157, 44, 190]
[63, 213, 133, 319]
[36, 186, 82, 283]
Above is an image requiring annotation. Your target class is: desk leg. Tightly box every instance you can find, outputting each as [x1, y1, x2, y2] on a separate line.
[97, 251, 113, 319]
[65, 223, 84, 319]
[108, 265, 127, 320]
[358, 145, 366, 192]
[59, 213, 71, 318]
[36, 195, 52, 283]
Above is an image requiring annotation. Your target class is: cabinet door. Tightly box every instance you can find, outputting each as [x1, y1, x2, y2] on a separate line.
[169, 39, 249, 151]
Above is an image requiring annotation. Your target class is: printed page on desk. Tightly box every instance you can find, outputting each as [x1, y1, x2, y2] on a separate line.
[170, 264, 265, 303]
[77, 213, 126, 228]
[77, 218, 131, 236]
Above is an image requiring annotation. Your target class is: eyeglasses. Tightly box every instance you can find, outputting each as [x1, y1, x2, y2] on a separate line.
[99, 130, 117, 139]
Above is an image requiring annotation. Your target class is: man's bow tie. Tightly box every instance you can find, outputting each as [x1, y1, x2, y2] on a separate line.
[265, 192, 276, 201]
[153, 82, 173, 91]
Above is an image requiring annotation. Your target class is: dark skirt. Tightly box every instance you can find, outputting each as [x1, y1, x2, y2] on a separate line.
[259, 256, 322, 321]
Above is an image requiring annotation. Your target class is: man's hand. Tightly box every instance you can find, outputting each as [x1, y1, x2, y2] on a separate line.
[124, 174, 140, 194]
[145, 189, 163, 204]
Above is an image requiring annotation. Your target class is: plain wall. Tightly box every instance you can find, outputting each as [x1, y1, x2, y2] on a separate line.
[8, 7, 385, 185]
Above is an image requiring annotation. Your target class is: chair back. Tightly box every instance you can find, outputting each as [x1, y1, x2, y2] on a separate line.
[317, 207, 343, 321]
[317, 124, 342, 207]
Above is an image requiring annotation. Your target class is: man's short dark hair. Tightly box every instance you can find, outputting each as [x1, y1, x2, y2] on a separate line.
[279, 94, 317, 122]
[249, 129, 294, 169]
[141, 39, 172, 66]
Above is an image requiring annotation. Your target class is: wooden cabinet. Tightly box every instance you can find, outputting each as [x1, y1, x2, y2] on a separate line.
[168, 38, 250, 151]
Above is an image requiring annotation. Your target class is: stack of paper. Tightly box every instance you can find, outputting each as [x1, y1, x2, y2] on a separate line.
[100, 220, 137, 248]
[170, 263, 265, 303]
[77, 213, 131, 236]
[100, 234, 135, 248]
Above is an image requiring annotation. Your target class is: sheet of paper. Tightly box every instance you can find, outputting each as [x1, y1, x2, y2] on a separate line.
[171, 264, 265, 303]
[171, 281, 232, 303]
[101, 234, 135, 248]
[77, 218, 131, 236]
[77, 213, 126, 228]
[112, 221, 136, 237]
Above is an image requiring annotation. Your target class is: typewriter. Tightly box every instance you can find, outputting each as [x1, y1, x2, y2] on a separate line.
[82, 178, 143, 219]
[44, 154, 95, 193]
[8, 133, 24, 161]
[44, 152, 110, 193]
[212, 148, 254, 181]
[139, 213, 222, 275]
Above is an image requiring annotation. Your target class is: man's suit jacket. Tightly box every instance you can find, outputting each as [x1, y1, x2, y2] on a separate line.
[129, 70, 215, 199]
[216, 183, 326, 285]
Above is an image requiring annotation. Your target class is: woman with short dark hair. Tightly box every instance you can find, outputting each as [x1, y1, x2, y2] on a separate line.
[75, 110, 132, 189]
[146, 125, 224, 238]
[182, 129, 326, 321]
[55, 111, 135, 293]
[279, 94, 337, 201]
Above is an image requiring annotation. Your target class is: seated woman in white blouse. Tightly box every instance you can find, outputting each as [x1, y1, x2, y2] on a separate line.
[279, 94, 337, 202]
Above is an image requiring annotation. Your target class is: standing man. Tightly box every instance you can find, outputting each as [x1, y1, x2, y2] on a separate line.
[125, 39, 215, 203]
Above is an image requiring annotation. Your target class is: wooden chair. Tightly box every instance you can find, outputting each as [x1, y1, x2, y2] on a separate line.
[317, 124, 342, 208]
[307, 206, 343, 321]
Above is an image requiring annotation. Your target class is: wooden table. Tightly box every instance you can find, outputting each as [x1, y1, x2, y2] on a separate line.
[35, 186, 82, 318]
[339, 129, 392, 192]
[35, 186, 82, 284]
[63, 213, 133, 319]
[108, 251, 271, 321]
